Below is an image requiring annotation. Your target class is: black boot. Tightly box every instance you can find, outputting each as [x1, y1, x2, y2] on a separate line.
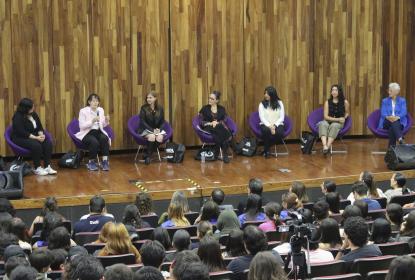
[222, 143, 230, 163]
[144, 142, 156, 164]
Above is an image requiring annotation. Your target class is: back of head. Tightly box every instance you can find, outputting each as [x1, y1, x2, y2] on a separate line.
[395, 172, 407, 188]
[245, 194, 262, 215]
[248, 178, 263, 195]
[29, 249, 52, 272]
[90, 195, 106, 214]
[171, 191, 190, 213]
[243, 225, 267, 255]
[325, 192, 340, 213]
[71, 254, 104, 280]
[41, 211, 64, 242]
[226, 229, 247, 257]
[106, 223, 132, 254]
[386, 203, 403, 225]
[168, 202, 188, 226]
[11, 218, 28, 242]
[291, 181, 308, 203]
[172, 229, 191, 251]
[200, 201, 219, 222]
[178, 262, 209, 280]
[0, 211, 13, 233]
[361, 171, 377, 196]
[386, 255, 415, 280]
[211, 188, 225, 205]
[313, 200, 330, 221]
[319, 218, 342, 246]
[5, 256, 30, 277]
[197, 221, 213, 239]
[42, 197, 58, 216]
[323, 180, 337, 193]
[139, 240, 165, 268]
[134, 266, 164, 280]
[344, 216, 368, 247]
[0, 232, 18, 258]
[371, 218, 392, 244]
[50, 248, 68, 271]
[122, 204, 142, 228]
[152, 227, 172, 250]
[104, 264, 133, 280]
[297, 208, 313, 224]
[0, 198, 16, 217]
[217, 210, 240, 231]
[282, 192, 301, 210]
[248, 251, 287, 280]
[135, 192, 153, 216]
[172, 250, 201, 280]
[264, 202, 282, 225]
[342, 205, 362, 220]
[48, 226, 71, 250]
[9, 265, 37, 280]
[197, 235, 224, 272]
[352, 181, 368, 197]
[353, 200, 368, 218]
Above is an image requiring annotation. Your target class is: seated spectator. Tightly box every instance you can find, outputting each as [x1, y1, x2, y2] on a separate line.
[161, 202, 190, 228]
[385, 172, 409, 202]
[4, 245, 27, 262]
[400, 210, 415, 238]
[10, 218, 31, 252]
[0, 212, 13, 233]
[386, 203, 403, 231]
[290, 181, 309, 203]
[97, 223, 141, 264]
[93, 221, 113, 244]
[386, 255, 415, 280]
[0, 198, 16, 217]
[210, 188, 234, 211]
[135, 192, 156, 216]
[197, 236, 225, 272]
[214, 210, 240, 238]
[164, 229, 191, 262]
[47, 226, 73, 250]
[0, 232, 18, 261]
[342, 205, 362, 223]
[303, 232, 334, 264]
[28, 197, 64, 237]
[74, 195, 114, 234]
[335, 216, 382, 262]
[223, 229, 247, 258]
[29, 249, 53, 279]
[4, 256, 30, 280]
[196, 201, 220, 225]
[325, 192, 341, 214]
[318, 218, 343, 250]
[134, 266, 164, 280]
[104, 264, 133, 280]
[176, 262, 209, 280]
[353, 200, 369, 219]
[370, 218, 393, 244]
[122, 204, 151, 240]
[248, 251, 287, 280]
[238, 194, 266, 225]
[50, 248, 67, 271]
[152, 227, 173, 251]
[139, 240, 165, 269]
[227, 225, 283, 275]
[9, 265, 38, 280]
[159, 191, 190, 225]
[347, 171, 386, 203]
[259, 202, 282, 232]
[313, 200, 330, 224]
[321, 180, 337, 194]
[352, 181, 381, 211]
[237, 178, 266, 215]
[65, 254, 104, 280]
[192, 221, 213, 250]
[170, 250, 201, 280]
[33, 212, 65, 248]
[280, 192, 302, 220]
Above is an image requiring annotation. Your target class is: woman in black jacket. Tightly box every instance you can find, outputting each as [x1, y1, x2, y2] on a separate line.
[11, 98, 56, 176]
[199, 91, 232, 163]
[138, 92, 165, 164]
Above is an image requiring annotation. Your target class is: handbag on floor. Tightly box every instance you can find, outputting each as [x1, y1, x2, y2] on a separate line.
[165, 142, 186, 163]
[300, 131, 316, 154]
[235, 137, 257, 157]
[58, 151, 81, 169]
[195, 147, 217, 161]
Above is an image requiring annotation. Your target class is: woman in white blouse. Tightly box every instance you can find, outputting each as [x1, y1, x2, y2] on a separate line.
[258, 86, 285, 158]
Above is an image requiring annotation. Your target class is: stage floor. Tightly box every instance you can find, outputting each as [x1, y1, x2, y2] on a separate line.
[13, 134, 415, 209]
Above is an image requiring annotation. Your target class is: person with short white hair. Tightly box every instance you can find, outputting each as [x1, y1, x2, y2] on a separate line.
[378, 82, 408, 147]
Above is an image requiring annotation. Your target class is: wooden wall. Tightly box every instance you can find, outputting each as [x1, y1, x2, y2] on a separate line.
[0, 0, 414, 155]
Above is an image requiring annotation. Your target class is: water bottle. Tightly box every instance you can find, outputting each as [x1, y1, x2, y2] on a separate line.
[201, 152, 205, 163]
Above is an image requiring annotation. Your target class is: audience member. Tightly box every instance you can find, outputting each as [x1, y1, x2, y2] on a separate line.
[29, 249, 53, 279]
[342, 205, 362, 223]
[386, 255, 415, 280]
[93, 221, 113, 244]
[214, 210, 240, 238]
[104, 264, 133, 280]
[197, 236, 225, 272]
[135, 192, 155, 216]
[400, 211, 415, 238]
[48, 226, 72, 250]
[371, 218, 393, 244]
[0, 212, 14, 233]
[10, 218, 31, 252]
[248, 251, 287, 280]
[386, 203, 403, 231]
[9, 265, 38, 280]
[321, 180, 337, 194]
[318, 218, 342, 250]
[3, 245, 27, 262]
[192, 221, 213, 250]
[313, 200, 330, 224]
[347, 171, 385, 203]
[352, 181, 381, 211]
[210, 188, 233, 211]
[161, 202, 190, 228]
[0, 233, 19, 260]
[50, 248, 67, 271]
[237, 178, 265, 215]
[280, 192, 302, 220]
[302, 232, 334, 264]
[159, 191, 190, 225]
[74, 196, 114, 234]
[197, 201, 220, 225]
[65, 254, 104, 280]
[34, 212, 65, 248]
[0, 198, 16, 217]
[152, 227, 172, 251]
[4, 256, 30, 280]
[176, 262, 209, 280]
[353, 200, 369, 219]
[238, 194, 266, 225]
[325, 192, 341, 214]
[385, 172, 409, 202]
[259, 202, 282, 232]
[140, 240, 165, 268]
[164, 230, 190, 262]
[28, 197, 63, 237]
[290, 181, 309, 203]
[134, 266, 164, 280]
[223, 229, 247, 258]
[170, 250, 200, 280]
[122, 204, 151, 240]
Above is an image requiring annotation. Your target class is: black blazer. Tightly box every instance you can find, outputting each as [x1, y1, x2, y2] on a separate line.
[11, 111, 44, 139]
[138, 105, 165, 133]
[199, 104, 227, 127]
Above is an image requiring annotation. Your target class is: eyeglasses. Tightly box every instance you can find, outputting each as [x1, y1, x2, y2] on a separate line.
[208, 97, 216, 101]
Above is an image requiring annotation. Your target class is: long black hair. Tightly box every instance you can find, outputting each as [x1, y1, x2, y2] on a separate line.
[262, 86, 281, 110]
[329, 84, 345, 103]
[17, 98, 34, 115]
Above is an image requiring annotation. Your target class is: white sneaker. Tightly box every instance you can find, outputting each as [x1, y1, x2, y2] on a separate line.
[44, 165, 57, 175]
[34, 167, 48, 176]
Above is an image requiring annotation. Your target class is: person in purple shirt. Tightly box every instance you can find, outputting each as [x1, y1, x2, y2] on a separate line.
[352, 181, 381, 211]
[238, 194, 266, 225]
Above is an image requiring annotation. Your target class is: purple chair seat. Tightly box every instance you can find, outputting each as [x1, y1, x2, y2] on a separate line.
[127, 115, 173, 162]
[248, 111, 292, 140]
[191, 115, 237, 145]
[367, 109, 413, 138]
[307, 107, 352, 138]
[67, 119, 115, 151]
[5, 125, 53, 157]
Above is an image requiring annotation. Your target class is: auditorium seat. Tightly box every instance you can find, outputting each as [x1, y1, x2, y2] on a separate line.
[366, 270, 388, 280]
[96, 253, 136, 268]
[242, 220, 263, 229]
[184, 211, 200, 225]
[74, 232, 100, 246]
[329, 213, 343, 224]
[127, 264, 144, 272]
[219, 234, 230, 246]
[141, 214, 159, 228]
[137, 227, 154, 240]
[372, 198, 387, 209]
[311, 273, 362, 280]
[266, 230, 284, 242]
[132, 240, 149, 251]
[309, 260, 347, 278]
[83, 243, 105, 254]
[209, 271, 234, 280]
[166, 225, 197, 239]
[377, 242, 410, 256]
[367, 209, 386, 220]
[160, 262, 173, 272]
[267, 241, 281, 250]
[390, 194, 415, 206]
[303, 202, 315, 211]
[340, 200, 351, 210]
[223, 257, 237, 266]
[351, 255, 396, 277]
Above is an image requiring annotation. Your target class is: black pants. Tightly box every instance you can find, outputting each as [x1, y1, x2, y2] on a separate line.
[12, 137, 52, 168]
[81, 129, 110, 160]
[205, 123, 232, 153]
[383, 119, 403, 147]
[260, 124, 284, 153]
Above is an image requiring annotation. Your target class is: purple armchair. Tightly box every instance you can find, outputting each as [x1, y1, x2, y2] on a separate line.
[127, 115, 173, 162]
[5, 125, 53, 158]
[248, 112, 293, 156]
[367, 109, 413, 154]
[307, 107, 352, 154]
[67, 119, 114, 160]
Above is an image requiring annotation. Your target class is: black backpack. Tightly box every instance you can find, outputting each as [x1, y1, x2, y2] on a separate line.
[165, 142, 186, 163]
[9, 159, 33, 176]
[300, 131, 316, 154]
[235, 137, 257, 157]
[58, 151, 81, 169]
[195, 147, 217, 161]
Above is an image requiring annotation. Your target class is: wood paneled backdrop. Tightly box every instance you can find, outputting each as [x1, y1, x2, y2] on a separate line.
[0, 0, 414, 155]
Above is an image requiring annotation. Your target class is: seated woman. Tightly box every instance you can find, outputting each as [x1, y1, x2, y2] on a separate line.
[386, 203, 403, 232]
[318, 84, 350, 155]
[197, 236, 226, 273]
[280, 193, 303, 220]
[222, 229, 247, 258]
[33, 212, 65, 249]
[196, 201, 220, 225]
[137, 91, 166, 165]
[237, 194, 266, 225]
[325, 192, 341, 214]
[290, 181, 309, 203]
[159, 190, 190, 225]
[318, 218, 342, 250]
[152, 227, 173, 251]
[122, 204, 151, 240]
[378, 82, 408, 147]
[75, 93, 111, 171]
[258, 202, 283, 232]
[214, 210, 240, 239]
[161, 202, 190, 228]
[135, 192, 156, 216]
[11, 98, 56, 175]
[370, 218, 393, 244]
[28, 197, 65, 237]
[192, 221, 213, 250]
[93, 221, 113, 244]
[347, 171, 386, 203]
[199, 91, 232, 163]
[98, 223, 141, 263]
[258, 86, 285, 158]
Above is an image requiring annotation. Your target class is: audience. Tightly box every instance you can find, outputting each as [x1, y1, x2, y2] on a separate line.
[122, 204, 151, 240]
[28, 197, 63, 237]
[134, 266, 164, 280]
[161, 202, 190, 228]
[4, 256, 30, 280]
[210, 188, 233, 211]
[104, 264, 133, 280]
[370, 218, 393, 244]
[238, 194, 266, 225]
[280, 192, 302, 220]
[164, 230, 191, 262]
[152, 227, 173, 251]
[65, 254, 104, 280]
[9, 265, 38, 280]
[353, 200, 369, 219]
[140, 240, 165, 268]
[237, 178, 265, 215]
[223, 229, 247, 258]
[192, 221, 213, 250]
[248, 251, 287, 280]
[214, 210, 240, 238]
[318, 218, 343, 250]
[386, 203, 404, 231]
[34, 212, 65, 248]
[74, 196, 114, 234]
[313, 200, 330, 224]
[325, 192, 341, 214]
[29, 249, 53, 279]
[135, 192, 155, 216]
[290, 181, 309, 203]
[386, 255, 415, 280]
[321, 180, 337, 194]
[93, 221, 113, 244]
[259, 202, 282, 232]
[197, 236, 225, 272]
[347, 171, 385, 203]
[352, 181, 381, 211]
[385, 172, 409, 202]
[197, 201, 219, 225]
[47, 226, 73, 250]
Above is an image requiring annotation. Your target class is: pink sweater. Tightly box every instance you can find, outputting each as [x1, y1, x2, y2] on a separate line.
[75, 106, 110, 145]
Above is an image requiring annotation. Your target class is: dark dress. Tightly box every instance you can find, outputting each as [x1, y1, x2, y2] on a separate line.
[138, 105, 165, 158]
[11, 111, 52, 168]
[199, 105, 232, 152]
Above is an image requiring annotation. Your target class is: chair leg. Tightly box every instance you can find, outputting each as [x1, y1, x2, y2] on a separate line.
[269, 139, 289, 157]
[134, 146, 142, 162]
[371, 137, 387, 155]
[330, 138, 348, 154]
[157, 147, 161, 162]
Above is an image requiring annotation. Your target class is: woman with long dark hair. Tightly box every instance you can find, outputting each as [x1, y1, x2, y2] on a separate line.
[11, 98, 56, 175]
[318, 218, 342, 250]
[138, 91, 166, 164]
[223, 229, 247, 258]
[347, 171, 386, 203]
[318, 84, 350, 155]
[290, 181, 309, 203]
[258, 86, 285, 158]
[28, 197, 64, 237]
[371, 218, 393, 244]
[75, 93, 111, 171]
[197, 236, 225, 272]
[199, 91, 233, 163]
[238, 194, 266, 225]
[122, 204, 151, 240]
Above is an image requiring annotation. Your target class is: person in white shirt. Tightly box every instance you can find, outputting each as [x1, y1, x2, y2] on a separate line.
[347, 171, 386, 203]
[384, 172, 409, 202]
[258, 86, 285, 158]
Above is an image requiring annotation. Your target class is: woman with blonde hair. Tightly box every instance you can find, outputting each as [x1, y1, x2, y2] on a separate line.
[159, 190, 190, 225]
[97, 223, 141, 263]
[94, 221, 113, 244]
[161, 202, 190, 228]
